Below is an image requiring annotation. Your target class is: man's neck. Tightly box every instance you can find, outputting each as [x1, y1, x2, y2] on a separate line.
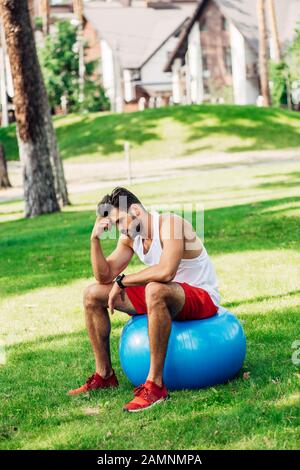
[140, 211, 154, 240]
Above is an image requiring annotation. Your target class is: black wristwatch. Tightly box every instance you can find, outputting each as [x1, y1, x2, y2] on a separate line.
[115, 273, 126, 289]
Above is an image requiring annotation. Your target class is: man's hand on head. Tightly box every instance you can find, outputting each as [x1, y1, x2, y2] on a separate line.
[91, 217, 112, 241]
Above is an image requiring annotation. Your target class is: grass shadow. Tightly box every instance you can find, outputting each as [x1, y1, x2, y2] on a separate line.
[0, 307, 299, 449]
[1, 196, 300, 298]
[2, 105, 300, 161]
[254, 171, 300, 190]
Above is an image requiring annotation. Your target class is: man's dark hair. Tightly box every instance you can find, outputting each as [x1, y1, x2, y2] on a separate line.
[97, 187, 144, 217]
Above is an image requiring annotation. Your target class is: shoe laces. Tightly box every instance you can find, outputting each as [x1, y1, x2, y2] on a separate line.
[133, 384, 145, 396]
[134, 384, 156, 401]
[86, 373, 98, 386]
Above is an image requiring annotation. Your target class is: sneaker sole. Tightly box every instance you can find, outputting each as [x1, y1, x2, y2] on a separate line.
[67, 384, 119, 396]
[123, 395, 170, 413]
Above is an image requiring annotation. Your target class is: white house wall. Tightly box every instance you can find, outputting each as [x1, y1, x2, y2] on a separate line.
[140, 35, 178, 94]
[100, 38, 123, 112]
[244, 41, 260, 104]
[100, 39, 115, 102]
[172, 58, 182, 104]
[230, 22, 259, 104]
[230, 22, 247, 104]
[124, 69, 135, 102]
[186, 22, 204, 104]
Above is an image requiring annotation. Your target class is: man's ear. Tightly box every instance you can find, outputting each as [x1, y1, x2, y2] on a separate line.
[129, 204, 142, 217]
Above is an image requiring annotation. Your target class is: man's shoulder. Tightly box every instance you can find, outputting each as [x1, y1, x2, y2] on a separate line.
[160, 212, 184, 223]
[159, 212, 184, 230]
[159, 213, 185, 244]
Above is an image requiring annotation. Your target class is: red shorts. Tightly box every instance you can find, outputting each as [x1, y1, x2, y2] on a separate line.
[125, 282, 218, 321]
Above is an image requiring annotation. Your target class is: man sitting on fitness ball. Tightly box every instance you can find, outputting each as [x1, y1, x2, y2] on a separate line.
[68, 187, 220, 412]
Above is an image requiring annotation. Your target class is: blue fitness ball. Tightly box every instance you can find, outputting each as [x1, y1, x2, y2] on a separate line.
[119, 307, 246, 390]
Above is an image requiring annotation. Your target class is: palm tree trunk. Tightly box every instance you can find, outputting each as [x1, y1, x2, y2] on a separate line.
[73, 0, 83, 25]
[0, 0, 59, 217]
[267, 0, 281, 62]
[38, 0, 70, 205]
[0, 144, 11, 188]
[40, 0, 50, 36]
[0, 17, 8, 127]
[73, 0, 84, 107]
[39, 0, 70, 205]
[27, 0, 35, 29]
[257, 0, 271, 106]
[44, 105, 70, 206]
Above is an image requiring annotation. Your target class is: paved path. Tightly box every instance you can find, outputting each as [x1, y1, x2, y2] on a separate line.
[1, 149, 300, 203]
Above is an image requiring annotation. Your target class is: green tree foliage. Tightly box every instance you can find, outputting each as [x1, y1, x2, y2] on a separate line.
[269, 60, 288, 107]
[269, 23, 300, 108]
[287, 23, 300, 82]
[38, 20, 110, 113]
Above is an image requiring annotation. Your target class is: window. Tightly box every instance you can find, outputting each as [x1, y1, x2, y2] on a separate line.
[200, 18, 208, 32]
[131, 70, 141, 81]
[222, 16, 229, 31]
[202, 54, 210, 78]
[246, 62, 259, 78]
[223, 46, 232, 75]
[203, 81, 210, 95]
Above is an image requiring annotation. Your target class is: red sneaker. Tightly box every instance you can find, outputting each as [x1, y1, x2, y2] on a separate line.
[123, 380, 169, 412]
[67, 371, 118, 396]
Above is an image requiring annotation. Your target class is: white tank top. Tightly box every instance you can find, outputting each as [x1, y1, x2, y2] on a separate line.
[133, 210, 220, 306]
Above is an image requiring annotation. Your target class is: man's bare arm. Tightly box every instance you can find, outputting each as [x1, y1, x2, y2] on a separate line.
[122, 215, 184, 287]
[90, 218, 133, 283]
[105, 235, 134, 280]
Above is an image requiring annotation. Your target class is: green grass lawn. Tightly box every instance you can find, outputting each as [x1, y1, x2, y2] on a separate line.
[0, 161, 300, 449]
[1, 104, 300, 162]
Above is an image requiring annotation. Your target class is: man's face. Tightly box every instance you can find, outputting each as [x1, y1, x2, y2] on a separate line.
[109, 207, 141, 240]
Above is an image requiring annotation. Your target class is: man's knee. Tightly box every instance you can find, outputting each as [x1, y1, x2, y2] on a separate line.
[83, 283, 108, 310]
[145, 282, 167, 309]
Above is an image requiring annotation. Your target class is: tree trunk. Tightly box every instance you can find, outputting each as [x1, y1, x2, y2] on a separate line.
[40, 0, 50, 36]
[0, 0, 59, 217]
[257, 0, 271, 106]
[0, 144, 11, 188]
[27, 0, 34, 29]
[38, 0, 70, 205]
[0, 18, 9, 127]
[73, 0, 83, 25]
[267, 0, 281, 62]
[73, 0, 84, 108]
[44, 104, 70, 206]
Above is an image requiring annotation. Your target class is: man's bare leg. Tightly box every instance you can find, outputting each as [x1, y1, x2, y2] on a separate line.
[83, 282, 136, 378]
[123, 282, 186, 411]
[145, 282, 185, 387]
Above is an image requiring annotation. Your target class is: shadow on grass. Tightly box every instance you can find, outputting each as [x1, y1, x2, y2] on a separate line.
[2, 104, 300, 161]
[254, 171, 300, 190]
[172, 105, 300, 153]
[56, 105, 300, 159]
[204, 195, 300, 255]
[56, 112, 160, 159]
[0, 307, 299, 449]
[1, 195, 300, 298]
[224, 289, 300, 309]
